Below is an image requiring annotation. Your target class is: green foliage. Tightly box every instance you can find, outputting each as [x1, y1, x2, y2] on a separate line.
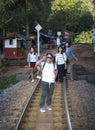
[0, 75, 18, 93]
[0, 67, 7, 74]
[74, 31, 92, 44]
[0, 0, 95, 34]
[50, 0, 94, 33]
[79, 12, 94, 31]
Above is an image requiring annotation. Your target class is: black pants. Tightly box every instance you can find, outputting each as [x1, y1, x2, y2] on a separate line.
[56, 64, 65, 82]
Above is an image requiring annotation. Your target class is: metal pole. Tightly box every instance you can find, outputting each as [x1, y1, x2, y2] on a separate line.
[35, 24, 42, 59]
[57, 32, 61, 46]
[37, 30, 40, 58]
[64, 77, 73, 130]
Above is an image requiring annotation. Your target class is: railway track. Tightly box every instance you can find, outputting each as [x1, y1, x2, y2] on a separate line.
[14, 77, 72, 130]
[0, 46, 94, 130]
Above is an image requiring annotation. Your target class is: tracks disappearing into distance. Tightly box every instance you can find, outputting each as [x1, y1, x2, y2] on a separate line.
[14, 77, 72, 130]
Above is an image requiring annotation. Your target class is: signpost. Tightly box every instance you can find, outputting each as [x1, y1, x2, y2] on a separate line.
[35, 24, 42, 58]
[57, 32, 61, 46]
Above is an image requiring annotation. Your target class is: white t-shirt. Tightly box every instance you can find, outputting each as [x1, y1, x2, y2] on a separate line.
[41, 62, 57, 83]
[27, 53, 38, 62]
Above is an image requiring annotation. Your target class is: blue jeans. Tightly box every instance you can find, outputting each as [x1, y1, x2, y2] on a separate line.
[40, 81, 55, 108]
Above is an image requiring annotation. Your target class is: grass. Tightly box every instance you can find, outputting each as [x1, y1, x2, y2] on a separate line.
[0, 67, 8, 75]
[0, 75, 19, 93]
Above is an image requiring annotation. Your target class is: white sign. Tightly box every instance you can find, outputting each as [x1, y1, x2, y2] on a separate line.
[57, 32, 61, 36]
[35, 24, 42, 31]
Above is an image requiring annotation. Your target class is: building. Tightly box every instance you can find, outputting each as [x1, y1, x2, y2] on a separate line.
[0, 33, 32, 59]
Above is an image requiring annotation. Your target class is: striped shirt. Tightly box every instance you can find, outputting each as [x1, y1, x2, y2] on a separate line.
[55, 53, 67, 65]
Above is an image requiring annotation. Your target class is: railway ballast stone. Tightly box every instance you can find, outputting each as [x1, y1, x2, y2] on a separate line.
[16, 68, 31, 81]
[86, 75, 95, 83]
[72, 64, 87, 80]
[72, 64, 95, 82]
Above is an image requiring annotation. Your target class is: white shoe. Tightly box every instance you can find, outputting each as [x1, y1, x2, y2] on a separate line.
[40, 107, 45, 112]
[31, 79, 34, 82]
[46, 106, 52, 111]
[36, 76, 41, 79]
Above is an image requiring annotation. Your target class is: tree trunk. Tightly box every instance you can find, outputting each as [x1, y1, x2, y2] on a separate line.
[25, 0, 29, 37]
[0, 57, 2, 67]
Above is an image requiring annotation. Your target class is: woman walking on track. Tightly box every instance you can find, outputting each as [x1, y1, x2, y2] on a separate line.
[55, 46, 67, 82]
[36, 53, 58, 112]
[27, 47, 40, 82]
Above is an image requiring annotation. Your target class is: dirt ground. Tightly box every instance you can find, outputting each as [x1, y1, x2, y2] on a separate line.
[0, 47, 57, 76]
[1, 43, 95, 76]
[3, 44, 95, 75]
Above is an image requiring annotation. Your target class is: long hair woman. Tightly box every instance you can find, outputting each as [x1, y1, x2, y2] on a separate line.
[55, 46, 67, 82]
[27, 47, 38, 82]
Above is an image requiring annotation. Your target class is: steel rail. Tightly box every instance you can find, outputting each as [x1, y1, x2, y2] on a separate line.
[14, 77, 72, 130]
[14, 79, 41, 130]
[63, 77, 73, 130]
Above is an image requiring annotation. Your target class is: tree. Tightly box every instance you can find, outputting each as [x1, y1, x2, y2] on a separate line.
[0, 0, 95, 35]
[49, 0, 94, 33]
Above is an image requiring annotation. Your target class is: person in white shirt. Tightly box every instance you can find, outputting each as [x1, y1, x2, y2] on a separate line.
[55, 46, 67, 82]
[27, 47, 39, 82]
[36, 53, 58, 112]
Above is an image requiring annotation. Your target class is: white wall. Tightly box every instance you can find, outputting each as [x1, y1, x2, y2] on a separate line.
[4, 38, 17, 48]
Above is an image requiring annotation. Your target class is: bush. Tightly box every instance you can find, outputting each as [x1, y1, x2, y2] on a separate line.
[74, 31, 92, 44]
[0, 75, 18, 93]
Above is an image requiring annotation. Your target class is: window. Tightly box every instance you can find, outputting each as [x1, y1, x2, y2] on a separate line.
[9, 39, 13, 45]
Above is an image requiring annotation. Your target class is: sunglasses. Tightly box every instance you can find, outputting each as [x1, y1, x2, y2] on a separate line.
[46, 56, 52, 59]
